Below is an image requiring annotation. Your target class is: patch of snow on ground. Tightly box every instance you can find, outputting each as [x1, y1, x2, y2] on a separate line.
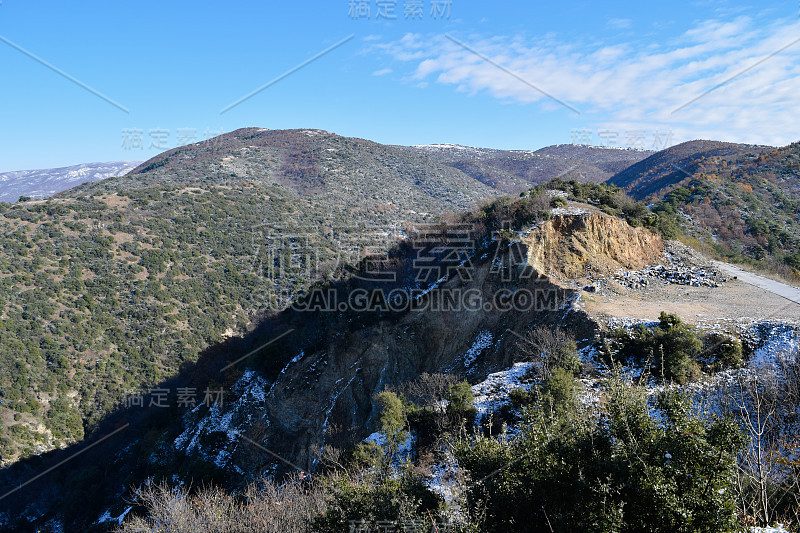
[426, 457, 463, 507]
[752, 324, 800, 366]
[552, 206, 591, 216]
[323, 373, 359, 430]
[363, 431, 415, 467]
[578, 344, 599, 365]
[605, 317, 659, 331]
[472, 362, 534, 425]
[576, 378, 603, 408]
[173, 369, 270, 471]
[95, 506, 133, 526]
[464, 331, 493, 367]
[365, 431, 414, 456]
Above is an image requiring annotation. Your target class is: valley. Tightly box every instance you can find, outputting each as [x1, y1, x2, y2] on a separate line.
[5, 1, 800, 530]
[0, 129, 798, 533]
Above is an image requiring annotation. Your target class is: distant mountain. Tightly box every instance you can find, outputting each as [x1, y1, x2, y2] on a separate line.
[412, 143, 653, 192]
[77, 129, 496, 213]
[606, 140, 772, 201]
[0, 161, 141, 203]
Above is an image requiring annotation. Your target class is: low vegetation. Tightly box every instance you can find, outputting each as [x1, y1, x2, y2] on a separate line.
[119, 356, 788, 532]
[602, 312, 743, 384]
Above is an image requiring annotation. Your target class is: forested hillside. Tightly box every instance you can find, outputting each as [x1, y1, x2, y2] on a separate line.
[643, 142, 800, 277]
[0, 128, 503, 464]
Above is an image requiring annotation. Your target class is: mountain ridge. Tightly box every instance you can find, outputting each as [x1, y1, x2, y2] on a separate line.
[606, 139, 773, 201]
[0, 161, 142, 203]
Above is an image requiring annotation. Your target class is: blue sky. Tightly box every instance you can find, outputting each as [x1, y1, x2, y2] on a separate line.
[0, 0, 798, 170]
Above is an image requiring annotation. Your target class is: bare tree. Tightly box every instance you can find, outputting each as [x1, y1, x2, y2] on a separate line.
[713, 351, 800, 528]
[399, 373, 458, 414]
[515, 326, 579, 380]
[730, 369, 781, 525]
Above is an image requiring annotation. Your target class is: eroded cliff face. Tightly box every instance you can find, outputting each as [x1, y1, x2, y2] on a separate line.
[260, 260, 585, 469]
[523, 211, 664, 286]
[172, 212, 665, 477]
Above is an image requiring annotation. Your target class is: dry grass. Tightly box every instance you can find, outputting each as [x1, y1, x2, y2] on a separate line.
[117, 475, 326, 533]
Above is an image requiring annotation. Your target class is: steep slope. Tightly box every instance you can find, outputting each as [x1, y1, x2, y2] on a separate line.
[523, 209, 664, 285]
[607, 140, 772, 201]
[0, 161, 141, 203]
[0, 128, 505, 466]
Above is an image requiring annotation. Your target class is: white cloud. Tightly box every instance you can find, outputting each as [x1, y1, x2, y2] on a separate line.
[375, 17, 800, 146]
[607, 18, 633, 30]
[372, 67, 393, 76]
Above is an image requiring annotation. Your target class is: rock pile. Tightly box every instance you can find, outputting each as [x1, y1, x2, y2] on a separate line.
[586, 241, 731, 292]
[610, 263, 728, 289]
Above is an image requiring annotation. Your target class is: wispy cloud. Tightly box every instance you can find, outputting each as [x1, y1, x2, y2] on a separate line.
[375, 17, 800, 146]
[607, 18, 633, 30]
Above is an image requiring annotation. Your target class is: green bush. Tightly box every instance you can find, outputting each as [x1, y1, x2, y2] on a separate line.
[351, 441, 382, 470]
[541, 367, 577, 412]
[606, 312, 702, 384]
[376, 391, 408, 453]
[445, 381, 477, 426]
[653, 312, 702, 383]
[704, 333, 744, 369]
[455, 375, 746, 533]
[784, 253, 800, 270]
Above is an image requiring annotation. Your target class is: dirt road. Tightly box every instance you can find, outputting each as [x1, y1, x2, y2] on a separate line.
[582, 268, 799, 332]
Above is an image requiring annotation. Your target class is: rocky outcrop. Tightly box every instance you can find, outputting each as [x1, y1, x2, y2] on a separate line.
[171, 212, 665, 476]
[523, 212, 664, 286]
[256, 257, 584, 470]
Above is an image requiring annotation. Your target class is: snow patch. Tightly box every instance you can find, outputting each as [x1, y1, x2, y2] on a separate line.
[464, 331, 493, 367]
[95, 506, 133, 526]
[471, 362, 534, 425]
[173, 369, 270, 471]
[751, 324, 800, 366]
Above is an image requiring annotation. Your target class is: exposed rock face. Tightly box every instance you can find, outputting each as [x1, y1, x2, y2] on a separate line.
[523, 212, 664, 286]
[172, 213, 663, 476]
[257, 258, 584, 470]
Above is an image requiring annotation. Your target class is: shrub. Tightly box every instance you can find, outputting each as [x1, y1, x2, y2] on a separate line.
[445, 381, 477, 427]
[541, 367, 578, 412]
[653, 312, 702, 383]
[117, 476, 326, 533]
[605, 313, 702, 384]
[704, 332, 744, 369]
[454, 374, 746, 533]
[376, 391, 408, 456]
[312, 470, 443, 533]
